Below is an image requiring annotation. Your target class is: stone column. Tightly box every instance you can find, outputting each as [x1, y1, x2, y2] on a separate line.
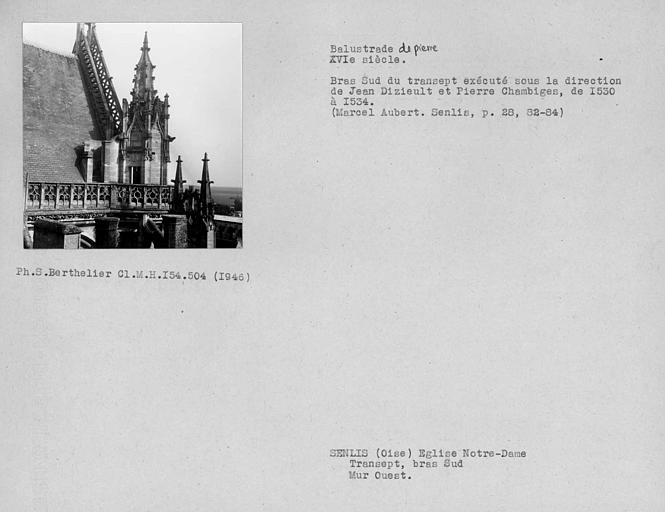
[95, 217, 120, 248]
[162, 214, 188, 248]
[80, 142, 94, 181]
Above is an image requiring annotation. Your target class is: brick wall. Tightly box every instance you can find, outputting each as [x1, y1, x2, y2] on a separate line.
[23, 44, 100, 183]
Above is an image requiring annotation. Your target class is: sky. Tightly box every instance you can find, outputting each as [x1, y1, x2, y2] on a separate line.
[23, 22, 242, 188]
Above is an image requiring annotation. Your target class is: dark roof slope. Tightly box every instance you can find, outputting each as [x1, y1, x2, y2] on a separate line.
[23, 43, 99, 182]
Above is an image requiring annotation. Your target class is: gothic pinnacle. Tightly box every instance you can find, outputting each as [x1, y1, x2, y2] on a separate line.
[198, 153, 214, 209]
[172, 156, 186, 186]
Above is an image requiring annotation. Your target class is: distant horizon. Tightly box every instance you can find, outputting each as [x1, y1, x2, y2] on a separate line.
[209, 186, 242, 209]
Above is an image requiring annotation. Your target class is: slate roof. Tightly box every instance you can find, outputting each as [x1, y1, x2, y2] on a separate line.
[23, 43, 99, 183]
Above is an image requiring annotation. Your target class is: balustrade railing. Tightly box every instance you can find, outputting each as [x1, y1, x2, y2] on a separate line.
[25, 182, 173, 212]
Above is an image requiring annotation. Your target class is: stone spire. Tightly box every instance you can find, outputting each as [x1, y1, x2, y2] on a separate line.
[173, 155, 185, 191]
[122, 30, 174, 185]
[171, 155, 186, 212]
[131, 31, 156, 102]
[198, 153, 214, 220]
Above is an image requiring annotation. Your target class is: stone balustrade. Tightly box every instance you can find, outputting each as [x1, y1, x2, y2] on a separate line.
[25, 182, 173, 213]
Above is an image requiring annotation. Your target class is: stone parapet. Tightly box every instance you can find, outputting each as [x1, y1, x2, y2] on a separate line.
[33, 218, 82, 249]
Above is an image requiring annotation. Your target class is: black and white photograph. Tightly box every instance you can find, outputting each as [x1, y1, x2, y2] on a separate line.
[22, 22, 242, 248]
[2, 2, 665, 511]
